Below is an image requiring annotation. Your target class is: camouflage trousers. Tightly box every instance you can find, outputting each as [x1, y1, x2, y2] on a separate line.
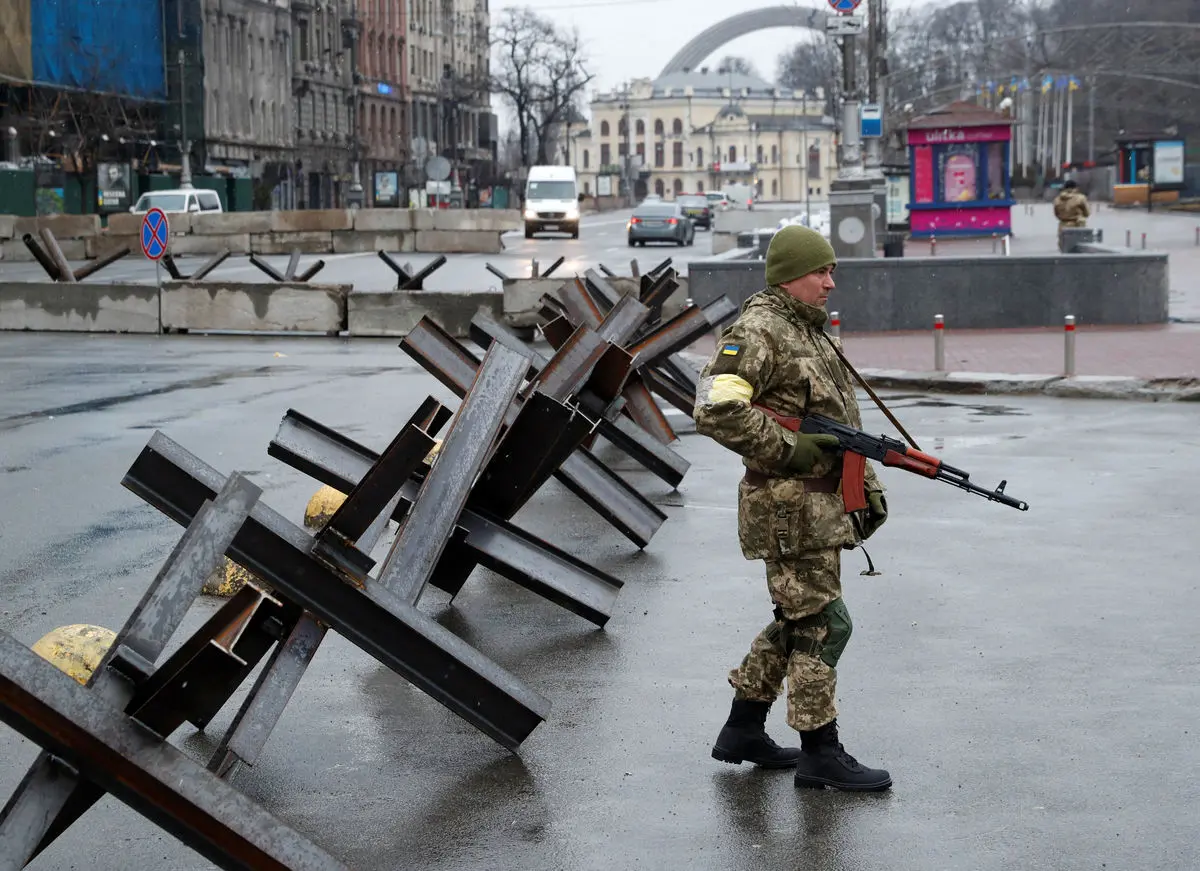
[727, 548, 843, 732]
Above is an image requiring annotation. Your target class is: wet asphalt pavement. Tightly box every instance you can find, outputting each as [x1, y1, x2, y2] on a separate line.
[0, 332, 1197, 871]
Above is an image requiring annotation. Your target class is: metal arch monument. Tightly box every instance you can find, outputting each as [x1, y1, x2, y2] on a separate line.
[658, 5, 835, 78]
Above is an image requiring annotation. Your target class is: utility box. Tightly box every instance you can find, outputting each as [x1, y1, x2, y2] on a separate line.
[829, 177, 877, 259]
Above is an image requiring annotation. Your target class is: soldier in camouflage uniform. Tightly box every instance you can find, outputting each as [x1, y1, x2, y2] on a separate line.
[695, 225, 892, 792]
[1053, 179, 1090, 228]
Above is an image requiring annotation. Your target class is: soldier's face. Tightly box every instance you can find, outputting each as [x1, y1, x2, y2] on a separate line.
[782, 265, 836, 308]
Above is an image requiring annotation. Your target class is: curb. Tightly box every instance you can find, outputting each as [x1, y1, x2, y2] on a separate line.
[675, 352, 1199, 402]
[857, 369, 1200, 402]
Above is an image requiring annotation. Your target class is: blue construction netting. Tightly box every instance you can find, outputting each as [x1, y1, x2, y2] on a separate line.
[32, 0, 165, 99]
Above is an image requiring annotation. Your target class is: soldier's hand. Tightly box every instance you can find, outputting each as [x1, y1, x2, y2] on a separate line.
[861, 490, 888, 539]
[785, 433, 841, 475]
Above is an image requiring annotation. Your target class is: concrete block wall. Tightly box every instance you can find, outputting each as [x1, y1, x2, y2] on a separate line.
[348, 290, 503, 338]
[0, 281, 160, 333]
[0, 209, 521, 261]
[161, 281, 350, 334]
[686, 253, 1170, 331]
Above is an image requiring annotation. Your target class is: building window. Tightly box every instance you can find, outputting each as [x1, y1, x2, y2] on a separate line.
[618, 142, 627, 157]
[808, 144, 821, 180]
[601, 143, 610, 164]
[672, 141, 682, 167]
[654, 119, 664, 136]
[654, 178, 664, 196]
[584, 181, 590, 195]
[697, 180, 704, 193]
[654, 142, 664, 168]
[636, 119, 644, 135]
[756, 144, 764, 163]
[771, 179, 778, 197]
[697, 146, 703, 166]
[771, 144, 778, 165]
[672, 178, 683, 195]
[672, 118, 683, 135]
[729, 145, 737, 162]
[601, 120, 610, 137]
[583, 149, 589, 168]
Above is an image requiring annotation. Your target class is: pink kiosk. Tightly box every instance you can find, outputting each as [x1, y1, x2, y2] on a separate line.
[904, 101, 1015, 239]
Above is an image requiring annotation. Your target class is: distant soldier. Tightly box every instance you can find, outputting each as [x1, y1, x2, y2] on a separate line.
[1053, 179, 1090, 229]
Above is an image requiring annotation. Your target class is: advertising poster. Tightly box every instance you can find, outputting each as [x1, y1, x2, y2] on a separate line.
[885, 173, 910, 228]
[1152, 140, 1185, 187]
[374, 170, 399, 207]
[97, 162, 131, 212]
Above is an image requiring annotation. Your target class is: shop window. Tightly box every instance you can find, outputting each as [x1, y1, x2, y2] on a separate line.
[939, 144, 978, 202]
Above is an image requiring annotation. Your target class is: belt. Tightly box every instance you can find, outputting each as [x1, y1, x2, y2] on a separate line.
[743, 468, 840, 492]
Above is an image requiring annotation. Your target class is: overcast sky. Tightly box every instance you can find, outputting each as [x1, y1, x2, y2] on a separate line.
[491, 0, 929, 99]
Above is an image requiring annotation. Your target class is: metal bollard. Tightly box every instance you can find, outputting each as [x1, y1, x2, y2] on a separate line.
[1064, 315, 1076, 378]
[1196, 226, 1200, 246]
[930, 236, 937, 256]
[1126, 229, 1131, 248]
[1141, 233, 1147, 250]
[991, 233, 998, 254]
[829, 310, 841, 339]
[1003, 235, 1011, 256]
[933, 314, 946, 372]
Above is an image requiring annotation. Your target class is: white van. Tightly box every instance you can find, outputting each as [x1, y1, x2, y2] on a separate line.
[130, 188, 224, 215]
[523, 166, 579, 239]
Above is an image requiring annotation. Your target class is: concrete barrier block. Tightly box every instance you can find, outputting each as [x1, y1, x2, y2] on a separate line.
[169, 233, 251, 256]
[0, 282, 160, 333]
[1, 239, 34, 261]
[106, 212, 194, 236]
[270, 209, 353, 233]
[15, 214, 102, 239]
[410, 209, 437, 231]
[250, 231, 334, 255]
[353, 209, 414, 232]
[0, 215, 15, 240]
[86, 235, 140, 260]
[348, 290, 502, 338]
[414, 229, 503, 254]
[430, 209, 522, 232]
[161, 281, 350, 333]
[332, 231, 404, 254]
[191, 211, 274, 236]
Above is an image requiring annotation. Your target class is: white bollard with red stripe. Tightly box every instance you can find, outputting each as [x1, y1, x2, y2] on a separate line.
[934, 314, 945, 372]
[1064, 315, 1076, 377]
[829, 310, 841, 339]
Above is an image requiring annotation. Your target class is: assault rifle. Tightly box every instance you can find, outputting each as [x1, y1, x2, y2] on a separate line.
[799, 412, 1030, 512]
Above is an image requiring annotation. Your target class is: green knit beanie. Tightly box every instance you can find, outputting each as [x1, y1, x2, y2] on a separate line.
[765, 225, 837, 286]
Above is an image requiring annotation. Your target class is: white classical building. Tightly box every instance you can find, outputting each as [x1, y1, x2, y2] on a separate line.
[564, 69, 838, 203]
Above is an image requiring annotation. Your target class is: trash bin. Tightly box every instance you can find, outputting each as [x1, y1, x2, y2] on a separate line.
[881, 232, 906, 258]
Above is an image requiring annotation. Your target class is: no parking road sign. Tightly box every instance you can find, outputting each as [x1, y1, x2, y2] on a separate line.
[140, 208, 169, 261]
[828, 0, 862, 11]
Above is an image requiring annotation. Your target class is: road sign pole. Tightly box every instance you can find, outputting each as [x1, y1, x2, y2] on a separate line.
[155, 259, 163, 335]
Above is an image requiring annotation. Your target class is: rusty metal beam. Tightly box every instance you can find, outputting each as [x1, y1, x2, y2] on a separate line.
[0, 632, 347, 871]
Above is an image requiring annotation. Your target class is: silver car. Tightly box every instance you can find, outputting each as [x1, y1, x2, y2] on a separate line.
[627, 203, 695, 247]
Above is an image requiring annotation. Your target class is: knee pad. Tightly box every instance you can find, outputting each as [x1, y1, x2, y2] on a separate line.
[819, 598, 853, 668]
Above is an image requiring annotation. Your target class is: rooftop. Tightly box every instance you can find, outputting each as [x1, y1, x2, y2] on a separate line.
[907, 100, 1014, 130]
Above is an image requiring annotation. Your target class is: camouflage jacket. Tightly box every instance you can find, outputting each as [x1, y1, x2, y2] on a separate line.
[694, 285, 883, 557]
[1053, 190, 1090, 227]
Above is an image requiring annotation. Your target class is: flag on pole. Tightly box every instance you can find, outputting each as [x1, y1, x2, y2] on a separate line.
[1041, 75, 1053, 93]
[1068, 76, 1081, 91]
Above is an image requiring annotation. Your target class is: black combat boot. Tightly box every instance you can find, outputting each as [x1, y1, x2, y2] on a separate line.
[711, 699, 803, 768]
[793, 720, 892, 791]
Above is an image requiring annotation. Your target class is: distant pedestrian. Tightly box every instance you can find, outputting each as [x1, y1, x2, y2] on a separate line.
[1053, 180, 1090, 229]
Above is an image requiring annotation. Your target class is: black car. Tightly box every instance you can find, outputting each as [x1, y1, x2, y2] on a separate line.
[627, 203, 696, 247]
[677, 194, 713, 229]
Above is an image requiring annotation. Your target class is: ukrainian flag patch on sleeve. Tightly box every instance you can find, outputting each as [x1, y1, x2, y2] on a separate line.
[720, 343, 741, 356]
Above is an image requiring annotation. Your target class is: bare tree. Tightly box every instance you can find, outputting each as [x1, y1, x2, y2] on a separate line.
[776, 36, 840, 114]
[716, 55, 759, 78]
[488, 7, 595, 168]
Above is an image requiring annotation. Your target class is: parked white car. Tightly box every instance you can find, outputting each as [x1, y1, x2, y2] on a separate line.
[130, 189, 223, 215]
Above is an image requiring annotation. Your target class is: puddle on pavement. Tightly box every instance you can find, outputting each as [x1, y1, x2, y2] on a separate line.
[887, 398, 1031, 417]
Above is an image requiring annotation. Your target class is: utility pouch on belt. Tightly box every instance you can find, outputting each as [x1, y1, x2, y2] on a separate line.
[753, 404, 867, 513]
